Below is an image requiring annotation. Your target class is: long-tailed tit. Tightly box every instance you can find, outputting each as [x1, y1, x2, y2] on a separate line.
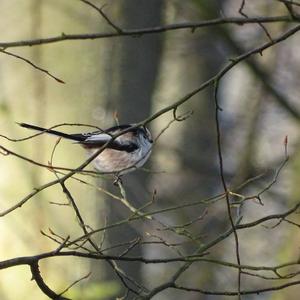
[19, 123, 153, 175]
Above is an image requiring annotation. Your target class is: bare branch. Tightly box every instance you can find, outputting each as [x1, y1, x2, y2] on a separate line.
[80, 0, 122, 33]
[59, 272, 91, 297]
[278, 0, 300, 7]
[0, 48, 65, 83]
[0, 16, 298, 49]
[30, 261, 70, 300]
[213, 80, 241, 298]
[174, 280, 300, 296]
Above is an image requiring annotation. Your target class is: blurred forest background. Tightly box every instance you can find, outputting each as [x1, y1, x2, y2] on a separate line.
[1, 0, 300, 299]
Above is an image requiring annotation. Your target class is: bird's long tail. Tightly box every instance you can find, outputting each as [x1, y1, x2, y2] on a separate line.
[18, 122, 86, 142]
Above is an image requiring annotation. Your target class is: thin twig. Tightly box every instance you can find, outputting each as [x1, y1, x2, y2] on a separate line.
[80, 0, 122, 33]
[0, 48, 65, 83]
[213, 80, 242, 299]
[238, 0, 273, 42]
[59, 272, 91, 297]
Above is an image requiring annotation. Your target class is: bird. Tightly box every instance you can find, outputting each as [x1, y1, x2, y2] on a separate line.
[19, 122, 153, 176]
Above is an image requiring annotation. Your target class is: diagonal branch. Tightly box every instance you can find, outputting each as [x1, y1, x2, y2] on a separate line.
[0, 48, 65, 83]
[80, 0, 122, 33]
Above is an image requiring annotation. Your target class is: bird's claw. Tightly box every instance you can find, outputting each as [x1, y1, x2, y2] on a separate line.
[113, 175, 122, 186]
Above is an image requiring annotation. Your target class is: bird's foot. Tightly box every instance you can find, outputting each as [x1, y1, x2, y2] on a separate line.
[113, 175, 122, 186]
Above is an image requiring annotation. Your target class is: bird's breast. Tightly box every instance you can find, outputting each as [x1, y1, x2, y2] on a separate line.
[86, 146, 151, 174]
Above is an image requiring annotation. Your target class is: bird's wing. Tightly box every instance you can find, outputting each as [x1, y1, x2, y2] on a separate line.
[81, 133, 138, 152]
[84, 133, 113, 143]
